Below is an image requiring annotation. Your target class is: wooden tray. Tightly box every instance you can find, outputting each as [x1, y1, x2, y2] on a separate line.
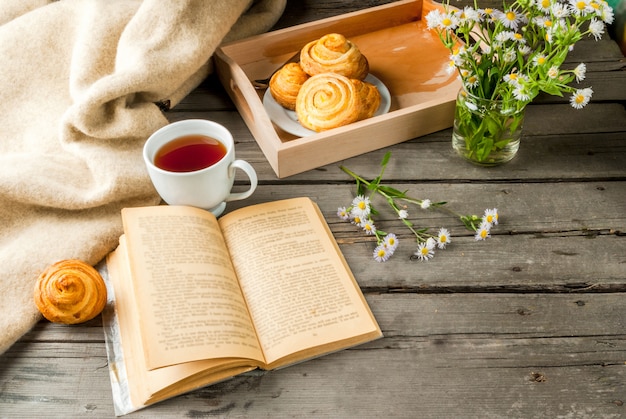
[214, 0, 460, 178]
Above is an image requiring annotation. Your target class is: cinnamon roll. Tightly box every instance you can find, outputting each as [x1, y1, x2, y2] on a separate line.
[34, 259, 107, 324]
[295, 73, 361, 132]
[300, 33, 369, 81]
[269, 62, 310, 110]
[352, 79, 381, 120]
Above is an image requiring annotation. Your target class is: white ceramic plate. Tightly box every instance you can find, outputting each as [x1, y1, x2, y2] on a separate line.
[263, 74, 391, 137]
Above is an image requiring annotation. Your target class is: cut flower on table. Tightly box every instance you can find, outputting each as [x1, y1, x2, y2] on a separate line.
[338, 153, 501, 262]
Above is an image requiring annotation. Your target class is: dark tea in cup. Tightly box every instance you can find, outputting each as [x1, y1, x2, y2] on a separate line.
[154, 134, 227, 172]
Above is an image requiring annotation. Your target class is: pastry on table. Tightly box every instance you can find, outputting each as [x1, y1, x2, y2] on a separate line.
[295, 73, 362, 132]
[299, 33, 369, 81]
[34, 259, 107, 324]
[269, 62, 310, 110]
[351, 79, 381, 120]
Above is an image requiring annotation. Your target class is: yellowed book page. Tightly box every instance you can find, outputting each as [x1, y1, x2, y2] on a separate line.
[121, 205, 263, 371]
[108, 238, 257, 407]
[219, 197, 380, 365]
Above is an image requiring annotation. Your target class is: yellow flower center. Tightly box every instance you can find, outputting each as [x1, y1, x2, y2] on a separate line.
[486, 215, 494, 223]
[505, 11, 516, 21]
[440, 235, 448, 243]
[442, 17, 452, 26]
[541, 0, 550, 7]
[575, 94, 585, 104]
[377, 249, 386, 258]
[388, 238, 396, 246]
[358, 201, 367, 210]
[537, 56, 546, 65]
[545, 20, 553, 27]
[480, 229, 488, 239]
[576, 1, 586, 10]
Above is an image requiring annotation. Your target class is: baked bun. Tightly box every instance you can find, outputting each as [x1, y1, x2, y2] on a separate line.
[269, 62, 310, 110]
[351, 79, 381, 120]
[300, 33, 369, 80]
[295, 73, 361, 132]
[34, 259, 107, 324]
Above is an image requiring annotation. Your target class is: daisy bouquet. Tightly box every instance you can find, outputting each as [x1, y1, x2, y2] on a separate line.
[338, 153, 500, 262]
[426, 0, 615, 162]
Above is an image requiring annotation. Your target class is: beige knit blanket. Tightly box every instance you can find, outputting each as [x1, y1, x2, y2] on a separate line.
[0, 0, 285, 354]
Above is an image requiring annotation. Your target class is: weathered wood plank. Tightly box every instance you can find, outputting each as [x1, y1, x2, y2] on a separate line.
[2, 294, 624, 418]
[167, 101, 626, 184]
[218, 181, 626, 291]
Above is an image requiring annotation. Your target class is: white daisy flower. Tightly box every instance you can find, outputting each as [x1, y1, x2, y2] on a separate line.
[533, 54, 547, 66]
[351, 195, 371, 217]
[597, 2, 614, 24]
[464, 73, 479, 88]
[351, 214, 364, 227]
[425, 9, 443, 30]
[362, 219, 376, 235]
[420, 199, 432, 209]
[373, 244, 393, 262]
[551, 2, 570, 18]
[337, 206, 350, 221]
[570, 87, 593, 109]
[483, 208, 499, 225]
[414, 242, 435, 261]
[573, 63, 586, 82]
[548, 65, 560, 79]
[496, 9, 523, 30]
[461, 6, 482, 23]
[436, 228, 452, 249]
[513, 85, 531, 101]
[503, 49, 517, 63]
[536, 0, 552, 13]
[383, 233, 399, 250]
[474, 221, 492, 241]
[588, 18, 605, 40]
[504, 72, 521, 86]
[569, 0, 592, 17]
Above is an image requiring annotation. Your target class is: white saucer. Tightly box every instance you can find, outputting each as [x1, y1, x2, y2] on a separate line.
[263, 74, 391, 137]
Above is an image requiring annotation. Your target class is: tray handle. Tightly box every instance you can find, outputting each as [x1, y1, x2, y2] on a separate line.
[229, 79, 256, 125]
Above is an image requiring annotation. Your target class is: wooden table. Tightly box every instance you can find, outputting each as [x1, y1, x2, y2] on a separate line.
[2, 1, 625, 417]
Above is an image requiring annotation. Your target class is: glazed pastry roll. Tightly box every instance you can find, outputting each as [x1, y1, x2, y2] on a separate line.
[300, 33, 369, 81]
[296, 73, 361, 132]
[34, 259, 107, 324]
[352, 79, 381, 120]
[269, 62, 310, 110]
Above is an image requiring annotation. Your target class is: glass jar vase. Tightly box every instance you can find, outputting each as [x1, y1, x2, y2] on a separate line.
[452, 89, 526, 166]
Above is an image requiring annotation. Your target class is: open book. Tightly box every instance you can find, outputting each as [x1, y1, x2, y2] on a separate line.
[103, 197, 382, 415]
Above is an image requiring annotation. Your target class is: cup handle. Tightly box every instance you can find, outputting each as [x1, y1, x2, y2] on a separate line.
[225, 159, 258, 202]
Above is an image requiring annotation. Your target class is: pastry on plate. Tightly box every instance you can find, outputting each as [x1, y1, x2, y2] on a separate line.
[34, 259, 107, 324]
[269, 62, 310, 110]
[351, 79, 381, 120]
[295, 73, 361, 132]
[300, 33, 369, 81]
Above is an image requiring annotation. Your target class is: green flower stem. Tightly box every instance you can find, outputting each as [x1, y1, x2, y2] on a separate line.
[340, 161, 480, 233]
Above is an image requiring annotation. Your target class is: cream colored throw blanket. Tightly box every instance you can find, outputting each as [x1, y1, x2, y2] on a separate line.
[0, 0, 285, 354]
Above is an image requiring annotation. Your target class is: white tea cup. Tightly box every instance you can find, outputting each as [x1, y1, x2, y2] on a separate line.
[143, 119, 257, 216]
